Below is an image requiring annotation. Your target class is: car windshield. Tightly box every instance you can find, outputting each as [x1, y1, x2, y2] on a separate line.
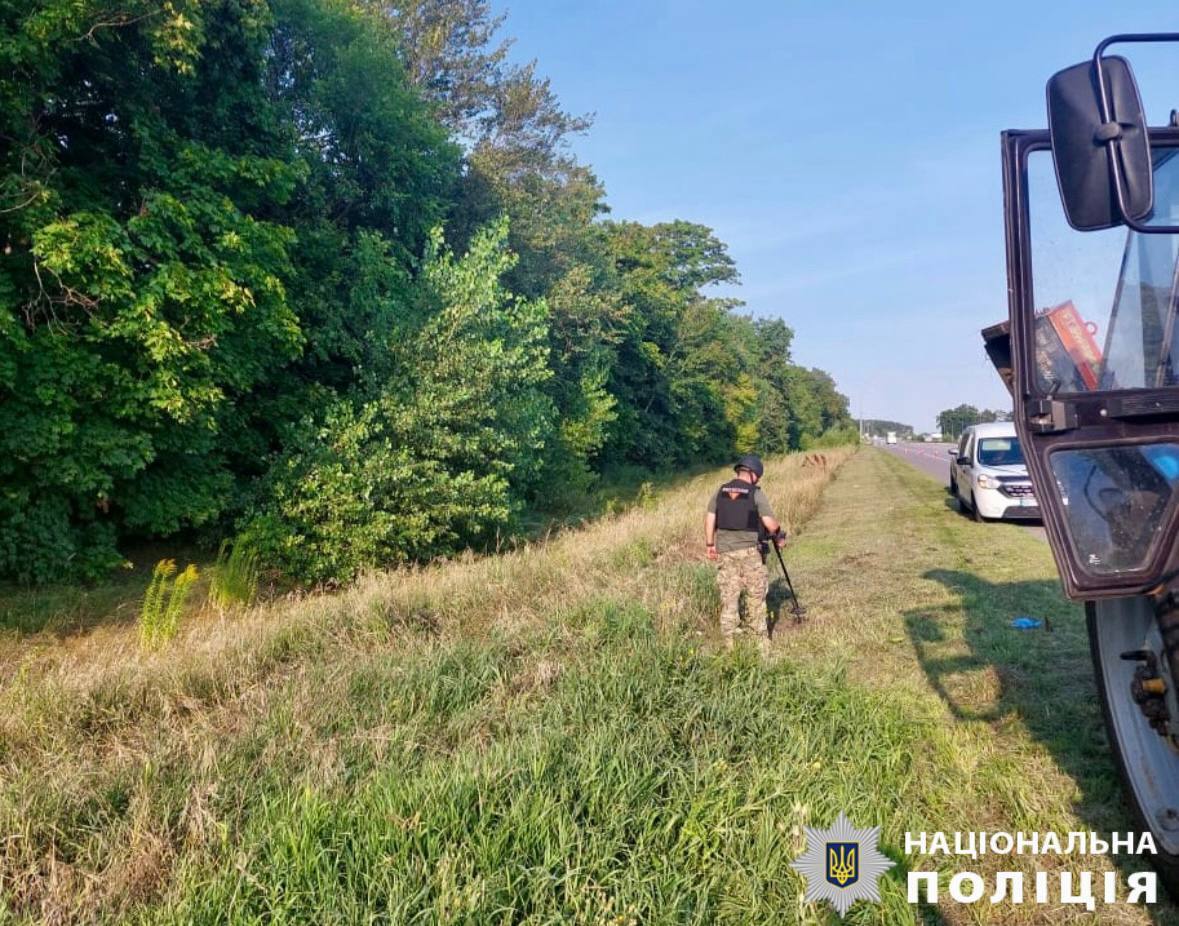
[1029, 147, 1179, 394]
[977, 437, 1023, 467]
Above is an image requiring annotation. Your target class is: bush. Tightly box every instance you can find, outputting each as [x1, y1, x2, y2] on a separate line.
[0, 493, 123, 584]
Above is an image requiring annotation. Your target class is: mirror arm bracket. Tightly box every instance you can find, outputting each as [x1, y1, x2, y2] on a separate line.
[1025, 398, 1077, 434]
[1094, 121, 1124, 143]
[1094, 33, 1179, 235]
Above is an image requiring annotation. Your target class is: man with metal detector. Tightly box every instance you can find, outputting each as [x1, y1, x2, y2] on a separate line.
[704, 454, 792, 651]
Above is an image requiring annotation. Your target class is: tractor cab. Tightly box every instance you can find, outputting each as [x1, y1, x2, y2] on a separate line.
[1003, 89, 1179, 598]
[994, 34, 1179, 893]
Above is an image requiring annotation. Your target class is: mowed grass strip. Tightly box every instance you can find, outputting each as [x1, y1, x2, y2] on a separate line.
[2, 447, 1175, 924]
[775, 449, 1175, 925]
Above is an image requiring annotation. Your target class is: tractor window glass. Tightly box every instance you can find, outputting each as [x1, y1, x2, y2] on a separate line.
[976, 437, 1023, 467]
[1049, 443, 1179, 575]
[1028, 148, 1179, 394]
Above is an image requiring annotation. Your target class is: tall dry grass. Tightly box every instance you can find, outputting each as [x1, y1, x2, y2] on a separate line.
[0, 449, 853, 922]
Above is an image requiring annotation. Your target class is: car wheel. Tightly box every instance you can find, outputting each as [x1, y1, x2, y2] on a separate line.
[970, 493, 985, 522]
[1090, 598, 1179, 899]
[949, 477, 957, 496]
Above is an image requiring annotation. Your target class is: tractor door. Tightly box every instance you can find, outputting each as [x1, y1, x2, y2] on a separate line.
[1003, 129, 1179, 599]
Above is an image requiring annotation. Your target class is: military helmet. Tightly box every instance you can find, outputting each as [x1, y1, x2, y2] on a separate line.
[734, 454, 764, 478]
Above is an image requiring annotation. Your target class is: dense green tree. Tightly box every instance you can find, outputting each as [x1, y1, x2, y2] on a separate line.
[243, 220, 551, 583]
[935, 405, 1012, 441]
[937, 404, 982, 441]
[600, 220, 742, 466]
[751, 319, 798, 454]
[0, 0, 458, 580]
[861, 419, 913, 438]
[804, 368, 854, 436]
[0, 0, 305, 580]
[385, 0, 621, 496]
[0, 0, 855, 584]
[255, 0, 459, 440]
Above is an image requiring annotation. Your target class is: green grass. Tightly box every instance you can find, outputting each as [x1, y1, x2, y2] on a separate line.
[0, 540, 208, 650]
[159, 628, 930, 924]
[0, 569, 149, 638]
[2, 448, 1175, 923]
[209, 540, 262, 611]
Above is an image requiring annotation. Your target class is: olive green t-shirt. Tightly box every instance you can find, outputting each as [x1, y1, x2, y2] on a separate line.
[707, 485, 776, 553]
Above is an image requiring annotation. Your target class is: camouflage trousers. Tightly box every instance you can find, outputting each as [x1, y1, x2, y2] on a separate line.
[715, 546, 769, 647]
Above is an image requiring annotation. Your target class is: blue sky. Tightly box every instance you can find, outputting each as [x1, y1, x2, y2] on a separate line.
[490, 0, 1179, 431]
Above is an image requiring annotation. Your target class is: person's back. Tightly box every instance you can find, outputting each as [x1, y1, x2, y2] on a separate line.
[704, 454, 787, 651]
[711, 477, 769, 553]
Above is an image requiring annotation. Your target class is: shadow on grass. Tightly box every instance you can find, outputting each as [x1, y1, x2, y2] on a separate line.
[942, 495, 967, 517]
[0, 540, 207, 639]
[522, 461, 722, 536]
[767, 575, 806, 638]
[940, 493, 1044, 528]
[907, 569, 1171, 921]
[0, 570, 152, 640]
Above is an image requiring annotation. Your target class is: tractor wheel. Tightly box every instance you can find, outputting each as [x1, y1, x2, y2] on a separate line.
[1090, 597, 1179, 899]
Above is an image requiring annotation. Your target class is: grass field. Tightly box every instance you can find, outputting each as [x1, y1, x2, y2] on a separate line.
[1, 447, 1175, 924]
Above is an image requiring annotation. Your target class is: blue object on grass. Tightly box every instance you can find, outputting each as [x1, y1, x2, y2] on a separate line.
[1011, 616, 1042, 630]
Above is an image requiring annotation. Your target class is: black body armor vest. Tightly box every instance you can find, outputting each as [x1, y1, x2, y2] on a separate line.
[715, 479, 761, 532]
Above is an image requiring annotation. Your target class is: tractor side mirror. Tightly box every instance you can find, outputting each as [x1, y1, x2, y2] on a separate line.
[1047, 54, 1153, 231]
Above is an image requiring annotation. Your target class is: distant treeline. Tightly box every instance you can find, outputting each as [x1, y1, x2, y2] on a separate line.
[936, 405, 1013, 441]
[860, 419, 914, 439]
[0, 0, 854, 584]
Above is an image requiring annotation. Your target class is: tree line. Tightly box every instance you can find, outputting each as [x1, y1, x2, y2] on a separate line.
[0, 0, 855, 584]
[936, 405, 1012, 442]
[860, 419, 913, 439]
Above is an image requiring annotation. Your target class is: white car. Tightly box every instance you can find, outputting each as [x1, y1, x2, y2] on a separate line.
[947, 422, 1039, 522]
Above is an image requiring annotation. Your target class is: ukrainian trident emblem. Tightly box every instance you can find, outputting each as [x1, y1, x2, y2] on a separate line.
[790, 812, 895, 918]
[826, 841, 858, 887]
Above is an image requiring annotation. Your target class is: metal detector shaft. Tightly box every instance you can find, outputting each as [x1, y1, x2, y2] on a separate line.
[770, 540, 806, 617]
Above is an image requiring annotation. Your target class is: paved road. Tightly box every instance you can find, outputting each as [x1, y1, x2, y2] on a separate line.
[883, 440, 957, 482]
[880, 441, 1047, 541]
